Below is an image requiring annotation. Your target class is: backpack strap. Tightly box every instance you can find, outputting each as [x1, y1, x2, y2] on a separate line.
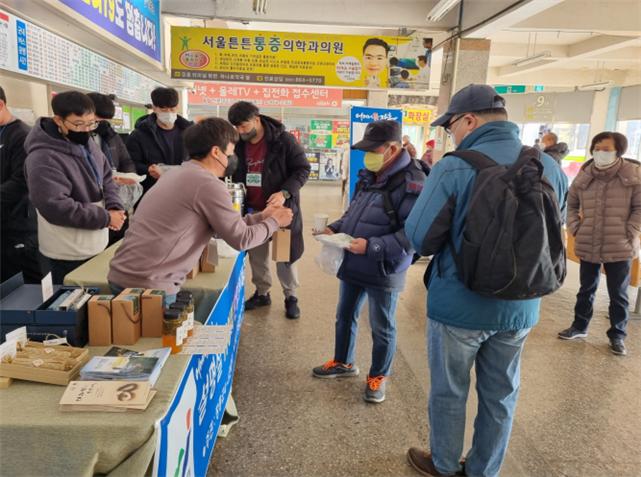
[502, 146, 543, 182]
[377, 169, 407, 228]
[444, 150, 496, 170]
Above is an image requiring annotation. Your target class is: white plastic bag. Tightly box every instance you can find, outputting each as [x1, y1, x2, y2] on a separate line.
[314, 233, 353, 276]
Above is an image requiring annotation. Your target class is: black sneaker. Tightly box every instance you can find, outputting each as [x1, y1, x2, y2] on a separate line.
[245, 291, 271, 310]
[610, 339, 627, 356]
[284, 296, 300, 319]
[312, 360, 360, 378]
[558, 327, 588, 340]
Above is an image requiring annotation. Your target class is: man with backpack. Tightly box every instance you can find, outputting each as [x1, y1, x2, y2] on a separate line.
[404, 84, 568, 477]
[312, 120, 426, 404]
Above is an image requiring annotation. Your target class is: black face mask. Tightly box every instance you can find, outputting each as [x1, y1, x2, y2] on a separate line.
[240, 128, 258, 142]
[94, 120, 111, 136]
[66, 130, 90, 146]
[224, 153, 239, 177]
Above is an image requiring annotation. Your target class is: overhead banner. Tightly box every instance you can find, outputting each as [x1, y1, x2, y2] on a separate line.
[349, 107, 403, 198]
[189, 82, 342, 108]
[58, 0, 161, 62]
[172, 27, 431, 90]
[0, 8, 161, 104]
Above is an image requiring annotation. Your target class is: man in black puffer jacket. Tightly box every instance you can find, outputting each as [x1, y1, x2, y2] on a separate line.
[0, 86, 46, 283]
[229, 102, 310, 320]
[311, 120, 426, 404]
[126, 87, 193, 193]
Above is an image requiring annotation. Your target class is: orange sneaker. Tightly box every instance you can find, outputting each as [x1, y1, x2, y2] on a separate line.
[312, 359, 360, 379]
[364, 375, 386, 403]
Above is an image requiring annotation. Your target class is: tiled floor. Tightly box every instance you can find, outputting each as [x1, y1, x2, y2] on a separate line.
[210, 182, 641, 477]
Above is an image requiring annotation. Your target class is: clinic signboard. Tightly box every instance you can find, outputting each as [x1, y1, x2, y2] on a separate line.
[57, 0, 161, 62]
[154, 253, 246, 477]
[349, 106, 403, 198]
[189, 82, 342, 108]
[171, 27, 429, 89]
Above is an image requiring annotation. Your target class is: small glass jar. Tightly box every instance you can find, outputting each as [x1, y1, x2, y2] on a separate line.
[162, 310, 183, 354]
[176, 291, 195, 337]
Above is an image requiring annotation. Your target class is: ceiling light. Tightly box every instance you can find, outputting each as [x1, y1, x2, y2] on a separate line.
[512, 51, 552, 67]
[426, 0, 461, 22]
[577, 81, 613, 91]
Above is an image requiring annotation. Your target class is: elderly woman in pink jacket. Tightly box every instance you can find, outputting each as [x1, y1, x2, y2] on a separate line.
[559, 132, 641, 356]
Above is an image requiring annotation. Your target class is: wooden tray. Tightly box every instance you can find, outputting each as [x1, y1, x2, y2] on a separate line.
[0, 342, 90, 386]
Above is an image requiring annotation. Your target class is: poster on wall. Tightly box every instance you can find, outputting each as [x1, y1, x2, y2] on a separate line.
[306, 152, 320, 180]
[349, 106, 403, 198]
[189, 82, 342, 108]
[57, 0, 161, 62]
[154, 254, 246, 477]
[0, 8, 162, 104]
[319, 151, 340, 181]
[172, 27, 428, 90]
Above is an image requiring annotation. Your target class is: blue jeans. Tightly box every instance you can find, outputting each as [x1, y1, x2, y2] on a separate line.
[427, 319, 531, 477]
[108, 282, 177, 307]
[573, 260, 631, 340]
[334, 280, 399, 377]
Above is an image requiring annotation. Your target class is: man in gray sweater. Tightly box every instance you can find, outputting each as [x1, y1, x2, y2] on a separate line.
[108, 118, 292, 302]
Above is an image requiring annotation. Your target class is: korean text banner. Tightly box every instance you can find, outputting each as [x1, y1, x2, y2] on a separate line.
[189, 82, 342, 108]
[58, 0, 161, 62]
[172, 27, 418, 88]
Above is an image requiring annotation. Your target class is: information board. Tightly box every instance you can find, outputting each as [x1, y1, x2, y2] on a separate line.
[0, 9, 162, 105]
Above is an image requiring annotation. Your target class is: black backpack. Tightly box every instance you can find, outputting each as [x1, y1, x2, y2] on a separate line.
[445, 147, 566, 300]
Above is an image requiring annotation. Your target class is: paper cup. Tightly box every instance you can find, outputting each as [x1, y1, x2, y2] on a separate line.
[313, 213, 329, 233]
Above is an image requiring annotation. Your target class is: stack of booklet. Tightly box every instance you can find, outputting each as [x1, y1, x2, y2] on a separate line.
[59, 381, 155, 412]
[79, 347, 170, 387]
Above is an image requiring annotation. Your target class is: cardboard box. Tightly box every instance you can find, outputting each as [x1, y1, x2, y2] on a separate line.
[187, 263, 199, 279]
[199, 241, 217, 273]
[88, 295, 113, 346]
[121, 288, 145, 298]
[112, 294, 141, 345]
[141, 290, 164, 337]
[272, 229, 291, 262]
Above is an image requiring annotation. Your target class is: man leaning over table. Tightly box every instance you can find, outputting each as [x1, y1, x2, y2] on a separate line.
[108, 118, 293, 305]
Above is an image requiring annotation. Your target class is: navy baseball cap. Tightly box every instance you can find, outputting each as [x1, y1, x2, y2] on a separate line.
[431, 84, 506, 127]
[352, 120, 402, 151]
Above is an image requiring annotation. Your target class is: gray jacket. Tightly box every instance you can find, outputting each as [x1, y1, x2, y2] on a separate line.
[24, 118, 122, 230]
[568, 158, 641, 263]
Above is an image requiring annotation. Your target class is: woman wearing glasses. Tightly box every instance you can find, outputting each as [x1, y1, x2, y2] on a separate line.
[24, 91, 125, 283]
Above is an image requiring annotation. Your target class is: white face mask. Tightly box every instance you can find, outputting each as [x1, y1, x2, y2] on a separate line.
[593, 150, 618, 169]
[157, 112, 177, 126]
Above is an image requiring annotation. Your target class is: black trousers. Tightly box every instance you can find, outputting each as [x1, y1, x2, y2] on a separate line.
[1, 233, 48, 284]
[573, 260, 631, 340]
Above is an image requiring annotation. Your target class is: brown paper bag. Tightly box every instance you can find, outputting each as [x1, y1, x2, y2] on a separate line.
[88, 295, 114, 346]
[272, 229, 291, 262]
[112, 294, 141, 345]
[141, 290, 164, 337]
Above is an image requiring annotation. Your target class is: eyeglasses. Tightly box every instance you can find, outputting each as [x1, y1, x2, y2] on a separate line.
[445, 115, 464, 135]
[63, 119, 99, 131]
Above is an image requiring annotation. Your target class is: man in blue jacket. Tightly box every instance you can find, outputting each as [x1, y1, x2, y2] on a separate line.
[312, 120, 426, 404]
[404, 84, 568, 477]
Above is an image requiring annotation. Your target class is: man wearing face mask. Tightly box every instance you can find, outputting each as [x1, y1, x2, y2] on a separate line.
[25, 91, 125, 284]
[228, 101, 310, 320]
[126, 87, 193, 193]
[312, 120, 426, 404]
[108, 118, 293, 299]
[404, 84, 567, 477]
[88, 92, 139, 244]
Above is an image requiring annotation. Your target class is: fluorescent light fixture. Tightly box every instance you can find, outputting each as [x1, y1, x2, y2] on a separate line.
[578, 81, 613, 91]
[512, 51, 552, 67]
[426, 0, 461, 22]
